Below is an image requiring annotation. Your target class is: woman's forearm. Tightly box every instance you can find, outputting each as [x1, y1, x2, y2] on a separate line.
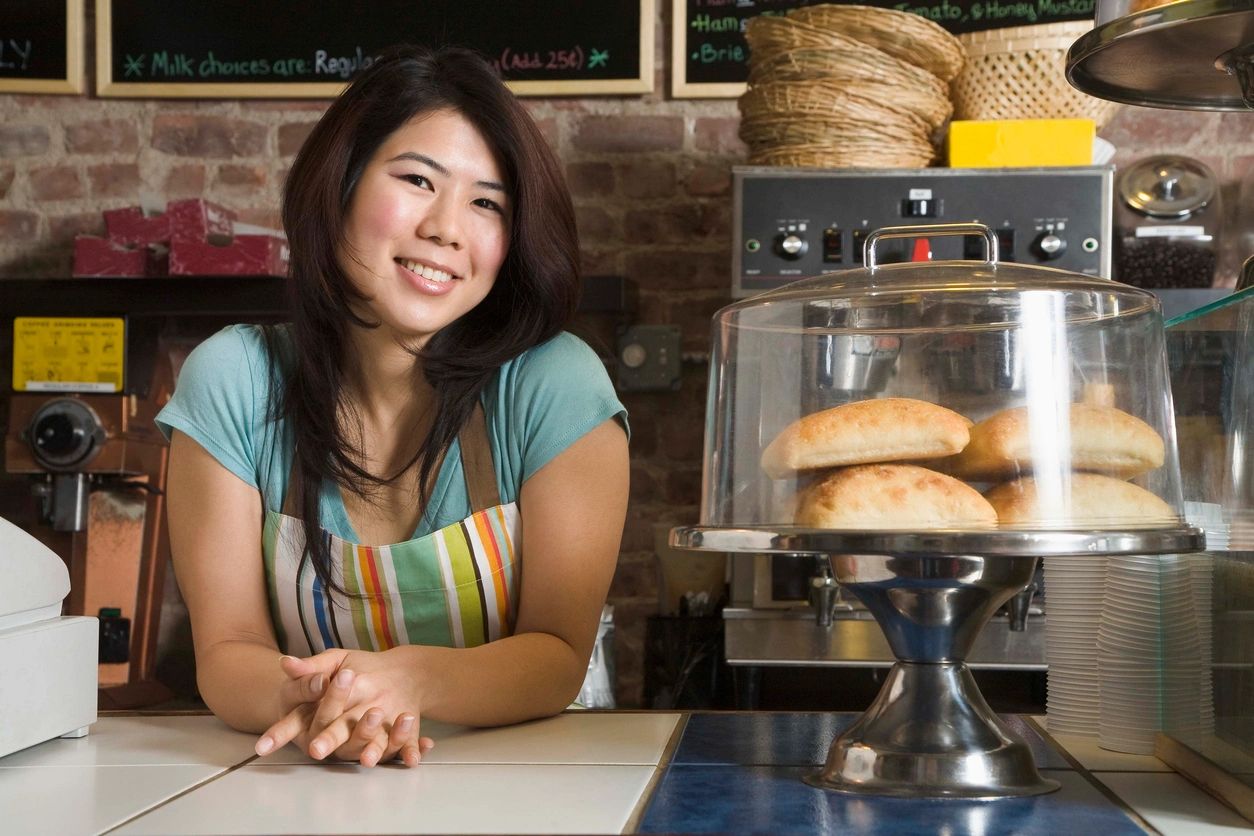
[390, 632, 587, 727]
[195, 640, 291, 733]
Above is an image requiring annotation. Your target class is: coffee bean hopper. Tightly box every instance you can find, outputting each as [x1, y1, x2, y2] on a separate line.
[671, 224, 1204, 798]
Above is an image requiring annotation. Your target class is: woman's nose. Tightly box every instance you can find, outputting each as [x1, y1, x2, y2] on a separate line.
[417, 196, 462, 249]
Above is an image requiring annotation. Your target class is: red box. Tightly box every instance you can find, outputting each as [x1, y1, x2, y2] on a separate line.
[166, 199, 236, 243]
[72, 236, 161, 277]
[103, 207, 171, 247]
[169, 234, 289, 277]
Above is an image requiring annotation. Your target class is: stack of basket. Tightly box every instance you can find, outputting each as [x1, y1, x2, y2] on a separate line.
[740, 5, 965, 168]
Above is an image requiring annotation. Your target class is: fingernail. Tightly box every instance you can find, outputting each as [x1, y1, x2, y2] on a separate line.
[256, 736, 274, 755]
[310, 742, 325, 758]
[312, 674, 325, 693]
[365, 711, 382, 727]
[397, 715, 414, 732]
[279, 655, 296, 664]
[335, 669, 353, 688]
[404, 751, 420, 767]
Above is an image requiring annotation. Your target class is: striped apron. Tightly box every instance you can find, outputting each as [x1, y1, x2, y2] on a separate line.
[261, 404, 520, 655]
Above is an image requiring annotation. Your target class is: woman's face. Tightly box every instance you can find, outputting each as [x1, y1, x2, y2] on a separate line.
[339, 108, 510, 347]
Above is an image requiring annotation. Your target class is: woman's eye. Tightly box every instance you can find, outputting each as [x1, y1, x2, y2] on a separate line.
[474, 198, 504, 213]
[400, 173, 431, 189]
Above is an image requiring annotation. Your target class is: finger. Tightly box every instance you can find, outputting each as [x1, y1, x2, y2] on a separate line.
[308, 669, 355, 740]
[346, 709, 385, 766]
[278, 672, 326, 709]
[256, 703, 313, 756]
[308, 713, 357, 761]
[387, 713, 417, 754]
[359, 729, 389, 769]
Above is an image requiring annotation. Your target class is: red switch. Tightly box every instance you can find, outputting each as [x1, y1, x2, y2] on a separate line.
[911, 238, 932, 262]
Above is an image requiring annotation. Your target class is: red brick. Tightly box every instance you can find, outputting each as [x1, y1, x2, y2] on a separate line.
[610, 556, 656, 599]
[29, 165, 84, 201]
[575, 205, 617, 241]
[0, 164, 13, 200]
[566, 162, 614, 198]
[0, 211, 39, 240]
[685, 163, 731, 197]
[278, 121, 318, 157]
[49, 212, 106, 244]
[694, 117, 747, 155]
[625, 204, 703, 245]
[217, 164, 267, 189]
[531, 116, 561, 151]
[0, 124, 50, 156]
[65, 120, 139, 154]
[664, 467, 702, 506]
[573, 116, 683, 153]
[1218, 112, 1254, 148]
[1100, 107, 1219, 150]
[660, 407, 706, 461]
[88, 163, 141, 198]
[627, 250, 726, 291]
[619, 161, 678, 199]
[578, 249, 620, 276]
[629, 463, 659, 505]
[163, 164, 207, 197]
[620, 509, 659, 553]
[152, 115, 267, 158]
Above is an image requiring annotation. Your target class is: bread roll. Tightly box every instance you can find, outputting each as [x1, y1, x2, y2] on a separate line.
[937, 403, 1165, 481]
[985, 473, 1176, 527]
[761, 398, 973, 479]
[796, 464, 998, 529]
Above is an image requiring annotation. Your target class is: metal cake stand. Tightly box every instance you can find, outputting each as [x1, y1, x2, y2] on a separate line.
[670, 525, 1205, 798]
[1067, 0, 1254, 110]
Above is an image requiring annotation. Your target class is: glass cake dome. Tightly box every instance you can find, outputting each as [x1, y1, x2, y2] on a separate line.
[701, 224, 1186, 532]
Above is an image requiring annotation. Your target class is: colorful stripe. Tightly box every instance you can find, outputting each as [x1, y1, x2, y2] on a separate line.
[262, 501, 520, 654]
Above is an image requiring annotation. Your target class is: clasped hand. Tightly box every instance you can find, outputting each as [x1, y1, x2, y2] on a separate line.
[254, 649, 433, 768]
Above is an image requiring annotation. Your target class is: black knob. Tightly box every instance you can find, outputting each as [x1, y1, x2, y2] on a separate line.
[773, 233, 808, 261]
[1032, 232, 1067, 260]
[34, 414, 86, 457]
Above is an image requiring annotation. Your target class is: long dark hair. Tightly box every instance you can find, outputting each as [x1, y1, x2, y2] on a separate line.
[271, 44, 579, 596]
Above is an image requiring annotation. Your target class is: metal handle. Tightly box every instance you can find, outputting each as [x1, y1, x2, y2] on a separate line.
[864, 223, 999, 270]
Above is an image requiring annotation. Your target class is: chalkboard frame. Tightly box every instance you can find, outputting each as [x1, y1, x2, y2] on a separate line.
[671, 0, 750, 100]
[96, 0, 655, 98]
[0, 0, 85, 95]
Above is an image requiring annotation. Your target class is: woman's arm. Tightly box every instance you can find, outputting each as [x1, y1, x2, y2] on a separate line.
[396, 415, 630, 725]
[166, 429, 292, 732]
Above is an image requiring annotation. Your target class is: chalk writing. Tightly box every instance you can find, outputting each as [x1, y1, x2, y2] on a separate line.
[0, 39, 33, 72]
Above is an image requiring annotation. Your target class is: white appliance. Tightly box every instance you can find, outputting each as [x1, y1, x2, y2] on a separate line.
[0, 514, 97, 759]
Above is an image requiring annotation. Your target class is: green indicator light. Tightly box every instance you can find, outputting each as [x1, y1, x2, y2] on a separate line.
[746, 239, 761, 252]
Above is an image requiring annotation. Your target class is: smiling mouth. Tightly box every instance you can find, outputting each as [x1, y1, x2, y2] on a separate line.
[396, 258, 456, 283]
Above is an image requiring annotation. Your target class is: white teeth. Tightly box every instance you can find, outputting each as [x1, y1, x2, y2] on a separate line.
[400, 259, 453, 283]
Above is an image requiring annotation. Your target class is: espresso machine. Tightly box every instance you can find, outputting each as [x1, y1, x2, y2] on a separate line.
[0, 276, 286, 707]
[723, 166, 1115, 706]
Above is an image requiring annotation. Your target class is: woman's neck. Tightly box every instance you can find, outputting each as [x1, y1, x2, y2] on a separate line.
[340, 327, 436, 465]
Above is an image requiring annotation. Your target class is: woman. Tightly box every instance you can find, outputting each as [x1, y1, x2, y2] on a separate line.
[158, 45, 629, 769]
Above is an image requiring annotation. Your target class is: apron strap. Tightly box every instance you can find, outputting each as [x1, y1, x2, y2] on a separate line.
[459, 401, 501, 512]
[279, 399, 499, 520]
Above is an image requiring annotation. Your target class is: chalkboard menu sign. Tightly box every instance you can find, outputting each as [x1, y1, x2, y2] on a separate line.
[98, 0, 653, 98]
[0, 0, 84, 94]
[672, 0, 1094, 98]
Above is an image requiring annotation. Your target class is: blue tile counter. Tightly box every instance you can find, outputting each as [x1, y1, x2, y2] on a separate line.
[639, 712, 1155, 835]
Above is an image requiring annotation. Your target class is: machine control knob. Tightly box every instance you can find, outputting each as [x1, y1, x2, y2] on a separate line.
[25, 398, 106, 471]
[774, 233, 808, 260]
[1032, 232, 1067, 260]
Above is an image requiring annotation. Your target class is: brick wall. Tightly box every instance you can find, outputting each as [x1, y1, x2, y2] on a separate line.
[2, 6, 1251, 706]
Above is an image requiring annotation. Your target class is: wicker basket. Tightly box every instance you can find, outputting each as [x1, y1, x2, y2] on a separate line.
[740, 82, 932, 137]
[750, 142, 936, 169]
[739, 115, 936, 157]
[951, 22, 1122, 128]
[787, 4, 966, 81]
[747, 49, 953, 129]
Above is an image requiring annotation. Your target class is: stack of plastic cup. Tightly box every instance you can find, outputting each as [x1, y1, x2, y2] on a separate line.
[1098, 554, 1205, 754]
[1044, 554, 1106, 735]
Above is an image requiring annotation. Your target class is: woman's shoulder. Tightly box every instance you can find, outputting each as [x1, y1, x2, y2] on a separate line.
[506, 332, 606, 379]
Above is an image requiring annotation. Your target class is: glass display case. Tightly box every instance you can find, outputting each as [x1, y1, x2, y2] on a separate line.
[674, 223, 1203, 798]
[1160, 287, 1254, 822]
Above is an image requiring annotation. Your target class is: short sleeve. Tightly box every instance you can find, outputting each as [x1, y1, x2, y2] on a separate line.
[155, 325, 270, 488]
[494, 332, 628, 485]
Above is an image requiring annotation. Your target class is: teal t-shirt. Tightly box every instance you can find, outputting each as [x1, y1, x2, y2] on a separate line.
[155, 324, 628, 541]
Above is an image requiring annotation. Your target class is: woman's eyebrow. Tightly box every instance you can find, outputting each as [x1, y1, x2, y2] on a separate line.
[386, 151, 505, 193]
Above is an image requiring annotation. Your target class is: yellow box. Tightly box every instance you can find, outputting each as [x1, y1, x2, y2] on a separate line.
[948, 119, 1095, 168]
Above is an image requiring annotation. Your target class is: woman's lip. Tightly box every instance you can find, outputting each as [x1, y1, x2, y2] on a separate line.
[396, 259, 457, 296]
